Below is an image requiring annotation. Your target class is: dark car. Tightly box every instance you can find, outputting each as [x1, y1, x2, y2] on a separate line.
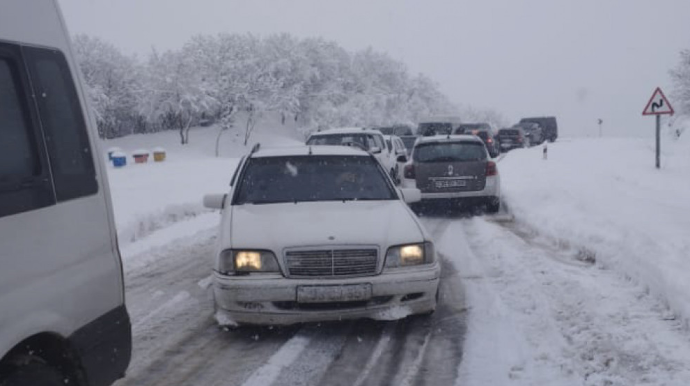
[515, 122, 544, 145]
[402, 135, 501, 213]
[376, 124, 415, 136]
[454, 123, 493, 134]
[520, 116, 558, 142]
[496, 127, 529, 151]
[418, 121, 460, 136]
[400, 135, 418, 156]
[453, 123, 500, 158]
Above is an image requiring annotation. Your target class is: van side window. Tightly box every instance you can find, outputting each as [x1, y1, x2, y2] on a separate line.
[24, 47, 97, 201]
[0, 45, 54, 218]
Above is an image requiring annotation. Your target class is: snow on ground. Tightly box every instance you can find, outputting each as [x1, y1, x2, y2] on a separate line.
[102, 120, 302, 255]
[438, 216, 690, 386]
[499, 137, 690, 326]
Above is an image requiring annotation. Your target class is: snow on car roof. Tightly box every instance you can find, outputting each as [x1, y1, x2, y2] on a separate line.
[252, 145, 371, 158]
[416, 134, 482, 144]
[309, 127, 384, 136]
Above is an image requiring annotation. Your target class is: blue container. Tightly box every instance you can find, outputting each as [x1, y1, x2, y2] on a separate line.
[112, 155, 127, 168]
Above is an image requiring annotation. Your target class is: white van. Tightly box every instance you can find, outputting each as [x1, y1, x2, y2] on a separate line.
[0, 1, 131, 386]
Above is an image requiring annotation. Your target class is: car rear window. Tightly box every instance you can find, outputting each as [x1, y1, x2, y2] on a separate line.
[413, 142, 487, 163]
[234, 155, 397, 205]
[418, 122, 453, 136]
[499, 129, 519, 136]
[307, 134, 373, 150]
[401, 136, 417, 149]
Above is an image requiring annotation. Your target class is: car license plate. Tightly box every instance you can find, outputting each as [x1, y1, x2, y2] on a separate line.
[435, 179, 466, 189]
[297, 284, 372, 303]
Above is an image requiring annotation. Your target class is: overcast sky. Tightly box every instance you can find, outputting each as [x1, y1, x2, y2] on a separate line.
[59, 0, 690, 137]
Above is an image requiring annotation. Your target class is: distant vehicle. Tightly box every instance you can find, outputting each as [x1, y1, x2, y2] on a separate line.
[452, 123, 500, 158]
[417, 116, 463, 136]
[375, 124, 415, 137]
[384, 135, 408, 183]
[306, 127, 396, 180]
[0, 1, 131, 385]
[400, 135, 419, 156]
[496, 127, 529, 151]
[515, 122, 544, 145]
[520, 116, 558, 142]
[203, 145, 440, 326]
[453, 123, 494, 134]
[402, 135, 501, 213]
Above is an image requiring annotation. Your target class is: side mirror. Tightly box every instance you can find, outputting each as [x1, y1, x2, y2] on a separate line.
[396, 155, 408, 163]
[399, 188, 422, 204]
[203, 194, 227, 210]
[370, 146, 382, 154]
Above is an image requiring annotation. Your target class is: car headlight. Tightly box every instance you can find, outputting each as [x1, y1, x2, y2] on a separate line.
[385, 242, 435, 268]
[217, 249, 280, 275]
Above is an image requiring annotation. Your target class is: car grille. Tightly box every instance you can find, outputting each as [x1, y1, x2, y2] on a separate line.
[285, 248, 378, 278]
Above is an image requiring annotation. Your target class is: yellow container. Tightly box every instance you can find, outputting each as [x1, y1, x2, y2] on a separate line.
[152, 147, 166, 162]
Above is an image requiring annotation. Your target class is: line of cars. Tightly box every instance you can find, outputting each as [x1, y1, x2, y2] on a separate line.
[203, 124, 506, 326]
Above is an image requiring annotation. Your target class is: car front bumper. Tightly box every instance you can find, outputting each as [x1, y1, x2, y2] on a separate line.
[213, 262, 441, 326]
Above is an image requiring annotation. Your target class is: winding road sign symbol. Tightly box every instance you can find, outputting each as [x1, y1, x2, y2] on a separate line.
[643, 87, 674, 116]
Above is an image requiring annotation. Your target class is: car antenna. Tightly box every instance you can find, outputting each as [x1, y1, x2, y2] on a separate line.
[250, 143, 261, 155]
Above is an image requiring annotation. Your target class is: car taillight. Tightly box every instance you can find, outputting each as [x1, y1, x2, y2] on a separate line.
[487, 138, 493, 143]
[486, 161, 497, 176]
[517, 137, 523, 142]
[404, 164, 415, 179]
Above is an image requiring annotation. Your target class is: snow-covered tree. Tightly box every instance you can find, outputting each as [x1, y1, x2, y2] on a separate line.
[671, 49, 690, 116]
[72, 34, 142, 138]
[73, 32, 461, 141]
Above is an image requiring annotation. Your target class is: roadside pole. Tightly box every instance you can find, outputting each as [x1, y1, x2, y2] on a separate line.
[656, 115, 660, 169]
[642, 87, 674, 170]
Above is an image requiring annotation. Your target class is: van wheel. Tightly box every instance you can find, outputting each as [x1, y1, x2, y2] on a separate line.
[1, 363, 67, 386]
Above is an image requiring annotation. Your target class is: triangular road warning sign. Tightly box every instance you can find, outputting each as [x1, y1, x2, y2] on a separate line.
[643, 87, 674, 116]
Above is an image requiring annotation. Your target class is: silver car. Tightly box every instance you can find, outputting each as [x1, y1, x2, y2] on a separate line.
[402, 135, 501, 212]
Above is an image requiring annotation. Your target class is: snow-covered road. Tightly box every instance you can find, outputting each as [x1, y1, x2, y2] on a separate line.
[113, 207, 690, 386]
[114, 214, 467, 386]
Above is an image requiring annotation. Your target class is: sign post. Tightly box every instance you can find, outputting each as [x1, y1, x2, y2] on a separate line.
[642, 87, 674, 169]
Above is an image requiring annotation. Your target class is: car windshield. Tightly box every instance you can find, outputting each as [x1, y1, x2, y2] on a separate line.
[306, 134, 372, 149]
[413, 142, 487, 163]
[234, 155, 396, 204]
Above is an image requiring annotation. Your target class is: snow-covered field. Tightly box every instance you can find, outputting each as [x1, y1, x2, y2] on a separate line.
[500, 136, 690, 327]
[105, 125, 690, 386]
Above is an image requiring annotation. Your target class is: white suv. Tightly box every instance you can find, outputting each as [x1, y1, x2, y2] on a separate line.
[0, 1, 131, 385]
[204, 145, 440, 326]
[306, 128, 398, 180]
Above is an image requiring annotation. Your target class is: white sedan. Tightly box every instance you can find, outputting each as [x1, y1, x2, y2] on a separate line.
[204, 145, 440, 326]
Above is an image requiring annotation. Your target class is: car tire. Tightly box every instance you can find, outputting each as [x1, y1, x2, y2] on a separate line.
[486, 198, 500, 214]
[0, 363, 68, 386]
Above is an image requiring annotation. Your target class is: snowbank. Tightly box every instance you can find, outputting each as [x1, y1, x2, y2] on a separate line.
[500, 136, 690, 325]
